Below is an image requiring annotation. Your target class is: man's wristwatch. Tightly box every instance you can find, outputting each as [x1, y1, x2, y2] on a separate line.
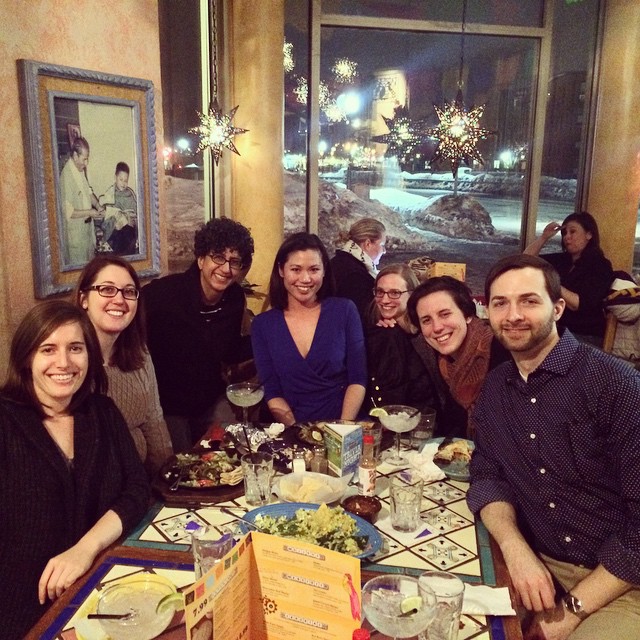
[562, 593, 589, 621]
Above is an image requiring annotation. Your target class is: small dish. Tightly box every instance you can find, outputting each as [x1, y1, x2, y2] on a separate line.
[342, 495, 382, 524]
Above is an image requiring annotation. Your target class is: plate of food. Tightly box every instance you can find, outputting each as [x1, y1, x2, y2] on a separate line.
[239, 502, 382, 559]
[273, 471, 353, 504]
[161, 450, 243, 490]
[429, 437, 474, 482]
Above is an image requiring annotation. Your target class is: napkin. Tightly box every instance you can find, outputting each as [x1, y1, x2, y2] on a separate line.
[264, 422, 285, 438]
[403, 442, 446, 482]
[462, 584, 516, 616]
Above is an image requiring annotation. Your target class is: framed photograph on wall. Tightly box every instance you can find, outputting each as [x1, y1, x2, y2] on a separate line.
[18, 59, 161, 298]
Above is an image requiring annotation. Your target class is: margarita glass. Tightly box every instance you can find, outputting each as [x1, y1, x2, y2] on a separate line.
[226, 382, 264, 429]
[377, 405, 421, 466]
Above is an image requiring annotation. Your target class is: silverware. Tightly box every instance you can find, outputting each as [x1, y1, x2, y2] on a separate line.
[169, 468, 187, 491]
[219, 506, 263, 531]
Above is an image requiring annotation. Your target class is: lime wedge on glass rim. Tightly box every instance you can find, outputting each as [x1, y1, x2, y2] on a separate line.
[156, 591, 185, 615]
[369, 407, 388, 418]
[400, 595, 423, 614]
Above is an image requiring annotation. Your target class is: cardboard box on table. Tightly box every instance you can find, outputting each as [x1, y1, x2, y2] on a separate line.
[323, 423, 363, 478]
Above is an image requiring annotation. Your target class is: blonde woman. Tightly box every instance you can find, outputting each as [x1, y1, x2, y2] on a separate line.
[331, 218, 386, 317]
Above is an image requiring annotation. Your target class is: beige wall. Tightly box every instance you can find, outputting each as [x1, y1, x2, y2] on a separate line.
[0, 0, 165, 378]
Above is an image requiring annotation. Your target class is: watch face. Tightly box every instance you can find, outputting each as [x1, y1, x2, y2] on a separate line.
[564, 594, 587, 619]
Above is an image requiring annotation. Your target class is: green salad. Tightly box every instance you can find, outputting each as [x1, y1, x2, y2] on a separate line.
[254, 504, 368, 555]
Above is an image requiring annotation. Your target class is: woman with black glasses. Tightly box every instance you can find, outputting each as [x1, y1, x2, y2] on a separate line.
[365, 264, 443, 418]
[76, 255, 172, 475]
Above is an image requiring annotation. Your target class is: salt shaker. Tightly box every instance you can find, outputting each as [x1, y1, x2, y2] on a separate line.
[310, 444, 328, 474]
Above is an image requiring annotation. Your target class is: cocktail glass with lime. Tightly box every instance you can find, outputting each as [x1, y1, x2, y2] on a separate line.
[226, 382, 264, 430]
[371, 405, 421, 466]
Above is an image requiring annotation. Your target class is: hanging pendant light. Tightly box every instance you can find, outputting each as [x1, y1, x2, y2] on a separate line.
[190, 0, 248, 165]
[425, 0, 494, 179]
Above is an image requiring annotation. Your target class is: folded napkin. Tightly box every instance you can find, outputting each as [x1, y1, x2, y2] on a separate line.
[462, 584, 516, 616]
[264, 422, 285, 438]
[403, 442, 446, 482]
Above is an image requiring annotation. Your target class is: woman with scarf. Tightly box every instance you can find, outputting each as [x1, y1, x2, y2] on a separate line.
[330, 218, 386, 319]
[407, 276, 509, 439]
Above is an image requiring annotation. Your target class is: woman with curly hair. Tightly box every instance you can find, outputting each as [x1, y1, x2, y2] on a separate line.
[142, 217, 255, 449]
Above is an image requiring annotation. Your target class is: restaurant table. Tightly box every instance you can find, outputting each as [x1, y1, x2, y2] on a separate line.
[28, 441, 523, 640]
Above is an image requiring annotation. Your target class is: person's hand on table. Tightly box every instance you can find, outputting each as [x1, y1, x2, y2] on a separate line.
[501, 538, 556, 611]
[38, 541, 96, 604]
[523, 604, 581, 640]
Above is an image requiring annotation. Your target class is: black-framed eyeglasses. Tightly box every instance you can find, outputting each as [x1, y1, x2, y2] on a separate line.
[84, 285, 140, 300]
[208, 253, 243, 271]
[373, 288, 409, 300]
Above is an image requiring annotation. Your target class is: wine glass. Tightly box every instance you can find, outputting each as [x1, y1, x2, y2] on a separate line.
[362, 574, 437, 639]
[378, 405, 421, 466]
[225, 382, 264, 429]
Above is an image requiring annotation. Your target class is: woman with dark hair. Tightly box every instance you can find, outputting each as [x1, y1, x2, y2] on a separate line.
[252, 232, 367, 425]
[407, 276, 509, 438]
[330, 217, 386, 317]
[525, 211, 613, 345]
[0, 301, 149, 639]
[76, 255, 172, 475]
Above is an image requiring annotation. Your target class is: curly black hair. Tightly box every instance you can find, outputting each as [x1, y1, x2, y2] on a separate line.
[193, 217, 254, 267]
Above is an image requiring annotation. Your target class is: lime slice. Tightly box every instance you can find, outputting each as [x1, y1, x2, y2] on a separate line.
[156, 592, 185, 615]
[400, 595, 422, 614]
[369, 407, 388, 418]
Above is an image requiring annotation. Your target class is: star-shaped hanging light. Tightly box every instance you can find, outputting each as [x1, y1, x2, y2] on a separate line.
[424, 89, 493, 178]
[332, 57, 358, 83]
[190, 98, 249, 166]
[371, 106, 423, 167]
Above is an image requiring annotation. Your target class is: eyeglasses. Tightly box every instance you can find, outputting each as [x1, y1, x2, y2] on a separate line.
[85, 285, 140, 300]
[208, 253, 243, 271]
[373, 288, 410, 300]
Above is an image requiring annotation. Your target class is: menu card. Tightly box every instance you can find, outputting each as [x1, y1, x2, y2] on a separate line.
[184, 532, 361, 639]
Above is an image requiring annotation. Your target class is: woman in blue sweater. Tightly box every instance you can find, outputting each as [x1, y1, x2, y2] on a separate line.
[252, 233, 367, 426]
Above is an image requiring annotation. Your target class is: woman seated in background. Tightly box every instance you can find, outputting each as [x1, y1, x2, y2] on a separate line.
[0, 301, 149, 639]
[330, 217, 386, 318]
[76, 256, 172, 475]
[407, 276, 509, 439]
[252, 232, 367, 426]
[524, 211, 613, 346]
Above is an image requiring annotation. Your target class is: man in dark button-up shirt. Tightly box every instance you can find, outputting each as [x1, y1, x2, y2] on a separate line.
[467, 254, 640, 640]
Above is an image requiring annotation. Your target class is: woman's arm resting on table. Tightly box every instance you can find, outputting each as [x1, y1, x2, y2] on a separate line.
[524, 564, 632, 640]
[480, 501, 556, 612]
[341, 384, 366, 421]
[267, 397, 296, 427]
[38, 510, 123, 604]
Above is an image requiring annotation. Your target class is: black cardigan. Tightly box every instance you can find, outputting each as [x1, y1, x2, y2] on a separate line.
[330, 250, 376, 319]
[0, 394, 149, 639]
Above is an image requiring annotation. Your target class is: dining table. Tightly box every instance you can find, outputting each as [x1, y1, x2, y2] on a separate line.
[27, 424, 524, 640]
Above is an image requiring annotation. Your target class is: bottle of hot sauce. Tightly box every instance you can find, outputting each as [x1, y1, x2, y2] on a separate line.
[358, 434, 377, 497]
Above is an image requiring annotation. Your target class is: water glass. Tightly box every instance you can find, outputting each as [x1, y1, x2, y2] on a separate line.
[390, 470, 424, 532]
[241, 451, 274, 506]
[363, 422, 383, 462]
[192, 525, 234, 579]
[411, 408, 436, 450]
[418, 571, 465, 640]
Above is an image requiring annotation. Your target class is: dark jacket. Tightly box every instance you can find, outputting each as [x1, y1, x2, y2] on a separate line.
[330, 250, 375, 319]
[0, 395, 149, 639]
[543, 249, 613, 338]
[142, 262, 251, 420]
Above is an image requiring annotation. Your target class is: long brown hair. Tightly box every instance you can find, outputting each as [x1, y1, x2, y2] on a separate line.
[1, 301, 107, 417]
[75, 255, 146, 371]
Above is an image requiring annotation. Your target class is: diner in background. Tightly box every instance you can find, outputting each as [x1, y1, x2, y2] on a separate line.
[468, 254, 640, 640]
[330, 217, 386, 318]
[365, 263, 442, 415]
[76, 255, 172, 476]
[524, 211, 613, 347]
[252, 232, 367, 426]
[407, 276, 509, 438]
[0, 301, 150, 640]
[142, 218, 255, 451]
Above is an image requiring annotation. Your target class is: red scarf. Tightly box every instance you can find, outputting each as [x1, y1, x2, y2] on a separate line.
[438, 317, 494, 431]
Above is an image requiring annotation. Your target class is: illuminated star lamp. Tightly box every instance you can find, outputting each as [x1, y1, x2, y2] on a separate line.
[424, 88, 493, 178]
[332, 57, 358, 83]
[371, 105, 423, 167]
[189, 0, 248, 166]
[190, 98, 248, 166]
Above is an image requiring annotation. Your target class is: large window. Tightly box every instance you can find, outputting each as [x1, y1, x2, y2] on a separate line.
[285, 0, 602, 294]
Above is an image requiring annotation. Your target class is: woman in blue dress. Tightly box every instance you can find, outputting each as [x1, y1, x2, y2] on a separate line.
[252, 233, 367, 426]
